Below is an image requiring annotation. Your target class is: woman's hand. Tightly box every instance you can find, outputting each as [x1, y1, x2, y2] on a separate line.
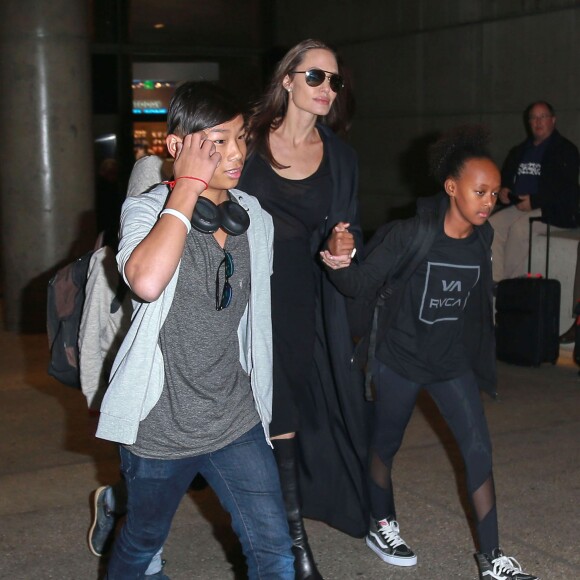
[320, 249, 352, 269]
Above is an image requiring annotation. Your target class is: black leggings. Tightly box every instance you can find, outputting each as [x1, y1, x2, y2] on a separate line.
[368, 360, 498, 554]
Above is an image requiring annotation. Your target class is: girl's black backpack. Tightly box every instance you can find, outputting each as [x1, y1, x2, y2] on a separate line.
[347, 211, 437, 400]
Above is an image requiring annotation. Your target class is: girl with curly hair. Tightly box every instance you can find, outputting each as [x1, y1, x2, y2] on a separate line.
[321, 125, 540, 580]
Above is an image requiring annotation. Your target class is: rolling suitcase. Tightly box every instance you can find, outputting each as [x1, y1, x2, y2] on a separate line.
[495, 217, 560, 366]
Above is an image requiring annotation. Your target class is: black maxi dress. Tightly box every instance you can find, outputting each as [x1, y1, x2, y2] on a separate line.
[239, 126, 371, 538]
[241, 150, 331, 434]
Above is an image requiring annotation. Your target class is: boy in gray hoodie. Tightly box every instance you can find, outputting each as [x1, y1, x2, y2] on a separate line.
[96, 82, 293, 580]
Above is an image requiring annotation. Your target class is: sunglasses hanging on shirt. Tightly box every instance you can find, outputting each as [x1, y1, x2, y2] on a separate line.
[215, 249, 234, 311]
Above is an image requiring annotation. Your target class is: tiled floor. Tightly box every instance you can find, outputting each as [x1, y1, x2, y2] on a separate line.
[1, 329, 578, 579]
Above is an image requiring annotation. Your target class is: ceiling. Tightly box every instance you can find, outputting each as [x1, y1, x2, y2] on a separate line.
[93, 0, 274, 55]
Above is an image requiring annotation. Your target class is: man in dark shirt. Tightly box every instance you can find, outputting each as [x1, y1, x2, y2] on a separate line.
[490, 101, 580, 281]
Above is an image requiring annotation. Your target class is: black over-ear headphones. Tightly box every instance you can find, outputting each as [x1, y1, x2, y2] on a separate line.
[191, 196, 250, 236]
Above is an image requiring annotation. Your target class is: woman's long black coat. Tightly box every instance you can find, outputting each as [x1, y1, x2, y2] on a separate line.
[297, 124, 371, 537]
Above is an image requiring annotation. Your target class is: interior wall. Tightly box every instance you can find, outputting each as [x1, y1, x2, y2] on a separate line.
[274, 0, 580, 230]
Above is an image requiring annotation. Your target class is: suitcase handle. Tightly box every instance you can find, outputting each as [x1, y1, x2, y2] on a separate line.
[528, 216, 550, 278]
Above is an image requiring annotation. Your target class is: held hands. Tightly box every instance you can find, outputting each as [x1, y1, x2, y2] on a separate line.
[320, 222, 355, 270]
[172, 132, 222, 195]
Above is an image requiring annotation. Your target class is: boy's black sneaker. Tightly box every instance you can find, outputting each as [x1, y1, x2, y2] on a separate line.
[475, 548, 540, 579]
[365, 517, 417, 567]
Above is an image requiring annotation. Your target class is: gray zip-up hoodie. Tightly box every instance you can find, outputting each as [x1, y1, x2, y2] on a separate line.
[96, 184, 274, 445]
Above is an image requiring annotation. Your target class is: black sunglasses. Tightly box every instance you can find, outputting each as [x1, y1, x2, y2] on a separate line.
[290, 68, 344, 93]
[215, 250, 234, 311]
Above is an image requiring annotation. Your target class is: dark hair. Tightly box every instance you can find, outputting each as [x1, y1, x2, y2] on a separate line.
[428, 125, 494, 186]
[167, 81, 243, 136]
[245, 39, 354, 168]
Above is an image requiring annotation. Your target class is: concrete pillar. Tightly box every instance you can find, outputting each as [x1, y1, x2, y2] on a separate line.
[0, 0, 95, 331]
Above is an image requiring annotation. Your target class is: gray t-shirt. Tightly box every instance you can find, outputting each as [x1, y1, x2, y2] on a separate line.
[130, 227, 259, 459]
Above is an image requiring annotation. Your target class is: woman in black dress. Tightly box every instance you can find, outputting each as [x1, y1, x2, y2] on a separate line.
[239, 39, 369, 579]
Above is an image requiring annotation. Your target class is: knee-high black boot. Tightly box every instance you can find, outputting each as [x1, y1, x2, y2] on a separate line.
[273, 438, 323, 580]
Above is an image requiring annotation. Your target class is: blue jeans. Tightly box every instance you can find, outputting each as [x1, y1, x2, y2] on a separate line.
[106, 424, 294, 580]
[104, 484, 163, 575]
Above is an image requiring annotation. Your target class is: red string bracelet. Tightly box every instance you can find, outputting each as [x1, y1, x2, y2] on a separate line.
[163, 176, 208, 191]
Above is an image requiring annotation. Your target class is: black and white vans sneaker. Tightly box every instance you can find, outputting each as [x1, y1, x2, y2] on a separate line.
[365, 517, 417, 567]
[475, 548, 540, 579]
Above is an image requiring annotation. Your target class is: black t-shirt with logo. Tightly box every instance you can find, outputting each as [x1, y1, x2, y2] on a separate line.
[376, 226, 483, 383]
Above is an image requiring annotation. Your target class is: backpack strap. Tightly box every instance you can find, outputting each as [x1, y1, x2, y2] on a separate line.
[363, 210, 437, 400]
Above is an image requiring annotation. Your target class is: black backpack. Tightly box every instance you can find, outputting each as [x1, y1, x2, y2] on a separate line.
[46, 252, 94, 387]
[348, 211, 437, 401]
[46, 248, 127, 388]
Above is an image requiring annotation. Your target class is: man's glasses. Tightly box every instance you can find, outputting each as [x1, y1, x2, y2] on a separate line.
[290, 68, 344, 93]
[216, 250, 234, 311]
[529, 114, 553, 121]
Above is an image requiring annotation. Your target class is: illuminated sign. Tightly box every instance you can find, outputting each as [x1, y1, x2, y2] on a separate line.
[132, 99, 167, 114]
